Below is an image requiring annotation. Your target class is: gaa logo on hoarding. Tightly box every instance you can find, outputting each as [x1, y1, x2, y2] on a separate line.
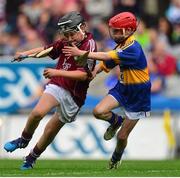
[51, 122, 115, 157]
[0, 63, 51, 113]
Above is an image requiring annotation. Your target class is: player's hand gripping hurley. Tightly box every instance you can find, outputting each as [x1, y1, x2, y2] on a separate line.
[63, 44, 92, 78]
[12, 47, 53, 62]
[75, 51, 92, 78]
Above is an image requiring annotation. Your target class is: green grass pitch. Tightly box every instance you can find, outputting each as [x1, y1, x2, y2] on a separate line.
[0, 159, 180, 177]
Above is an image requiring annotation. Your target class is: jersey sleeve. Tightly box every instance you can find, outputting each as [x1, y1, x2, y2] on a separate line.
[100, 60, 117, 73]
[108, 43, 141, 66]
[44, 40, 63, 60]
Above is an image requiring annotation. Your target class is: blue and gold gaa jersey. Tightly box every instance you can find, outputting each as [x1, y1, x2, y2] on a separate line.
[100, 35, 151, 112]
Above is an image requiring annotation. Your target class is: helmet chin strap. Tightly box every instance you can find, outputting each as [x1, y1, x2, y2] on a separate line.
[77, 23, 86, 39]
[122, 28, 132, 39]
[122, 28, 126, 37]
[75, 23, 87, 47]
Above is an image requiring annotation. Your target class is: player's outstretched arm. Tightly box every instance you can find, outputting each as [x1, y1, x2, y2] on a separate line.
[13, 47, 53, 62]
[13, 47, 44, 62]
[63, 44, 111, 61]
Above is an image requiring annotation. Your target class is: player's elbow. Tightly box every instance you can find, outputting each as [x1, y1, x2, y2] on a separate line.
[79, 73, 88, 81]
[76, 71, 89, 81]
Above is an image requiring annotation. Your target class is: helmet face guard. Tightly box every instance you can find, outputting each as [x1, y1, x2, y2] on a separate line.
[58, 23, 83, 44]
[109, 28, 125, 43]
[58, 21, 81, 34]
[109, 27, 134, 43]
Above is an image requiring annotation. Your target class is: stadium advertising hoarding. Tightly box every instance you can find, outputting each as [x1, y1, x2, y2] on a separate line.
[0, 115, 175, 160]
[2, 60, 180, 114]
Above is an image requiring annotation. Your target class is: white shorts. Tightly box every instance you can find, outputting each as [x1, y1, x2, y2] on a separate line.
[123, 109, 150, 120]
[109, 94, 150, 120]
[44, 84, 80, 123]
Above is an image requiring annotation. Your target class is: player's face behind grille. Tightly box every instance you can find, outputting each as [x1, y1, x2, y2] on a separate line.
[59, 24, 85, 45]
[109, 27, 134, 43]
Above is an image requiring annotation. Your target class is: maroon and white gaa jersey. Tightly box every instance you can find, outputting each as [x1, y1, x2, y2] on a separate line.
[45, 33, 97, 107]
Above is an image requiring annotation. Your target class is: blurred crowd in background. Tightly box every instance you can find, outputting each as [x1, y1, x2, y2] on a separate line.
[0, 0, 180, 98]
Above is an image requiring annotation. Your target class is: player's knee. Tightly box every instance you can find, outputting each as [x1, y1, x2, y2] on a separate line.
[93, 107, 105, 119]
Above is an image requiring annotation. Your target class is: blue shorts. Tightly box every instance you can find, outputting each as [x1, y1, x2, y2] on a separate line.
[108, 81, 151, 113]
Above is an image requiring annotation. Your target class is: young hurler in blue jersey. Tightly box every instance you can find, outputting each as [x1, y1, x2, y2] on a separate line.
[63, 11, 151, 169]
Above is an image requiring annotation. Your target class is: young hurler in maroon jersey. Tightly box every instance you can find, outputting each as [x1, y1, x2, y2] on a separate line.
[4, 11, 96, 170]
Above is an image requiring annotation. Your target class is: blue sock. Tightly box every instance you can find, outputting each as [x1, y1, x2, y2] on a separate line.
[108, 112, 116, 124]
[21, 131, 32, 143]
[117, 116, 123, 125]
[112, 150, 124, 162]
[108, 113, 123, 125]
[26, 145, 42, 163]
